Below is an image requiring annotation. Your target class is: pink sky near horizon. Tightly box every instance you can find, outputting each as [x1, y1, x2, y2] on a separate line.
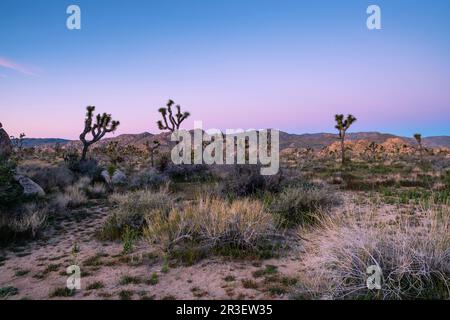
[1, 53, 449, 140]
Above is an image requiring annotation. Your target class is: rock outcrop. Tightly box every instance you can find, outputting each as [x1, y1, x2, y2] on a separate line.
[0, 123, 13, 159]
[14, 175, 46, 197]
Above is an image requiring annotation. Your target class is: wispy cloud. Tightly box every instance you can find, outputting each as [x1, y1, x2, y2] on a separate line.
[0, 56, 38, 76]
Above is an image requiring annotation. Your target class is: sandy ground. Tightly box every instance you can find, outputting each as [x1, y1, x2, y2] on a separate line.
[0, 202, 303, 300]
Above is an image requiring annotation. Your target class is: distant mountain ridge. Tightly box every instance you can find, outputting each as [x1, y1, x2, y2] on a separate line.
[13, 138, 71, 147]
[22, 132, 450, 149]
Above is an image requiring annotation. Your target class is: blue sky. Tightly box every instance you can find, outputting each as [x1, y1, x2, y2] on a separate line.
[0, 0, 449, 139]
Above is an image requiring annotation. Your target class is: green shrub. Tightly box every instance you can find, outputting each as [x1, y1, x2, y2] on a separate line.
[0, 160, 24, 208]
[122, 226, 138, 254]
[270, 185, 339, 227]
[0, 286, 19, 298]
[98, 190, 172, 240]
[220, 165, 282, 198]
[144, 197, 276, 261]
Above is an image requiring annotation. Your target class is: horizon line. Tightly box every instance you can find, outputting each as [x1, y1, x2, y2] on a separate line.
[13, 130, 450, 141]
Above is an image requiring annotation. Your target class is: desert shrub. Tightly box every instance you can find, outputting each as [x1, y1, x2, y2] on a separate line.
[156, 152, 171, 172]
[86, 183, 108, 199]
[443, 170, 450, 187]
[144, 197, 276, 259]
[0, 160, 24, 208]
[77, 159, 103, 178]
[7, 203, 48, 237]
[0, 286, 19, 298]
[52, 177, 90, 210]
[18, 163, 74, 192]
[221, 165, 282, 198]
[296, 204, 450, 299]
[98, 190, 172, 240]
[66, 156, 102, 180]
[0, 202, 48, 242]
[164, 164, 212, 182]
[63, 148, 80, 167]
[270, 184, 339, 227]
[129, 169, 169, 190]
[122, 226, 139, 254]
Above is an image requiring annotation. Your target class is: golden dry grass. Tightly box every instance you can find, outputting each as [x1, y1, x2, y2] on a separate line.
[297, 202, 450, 299]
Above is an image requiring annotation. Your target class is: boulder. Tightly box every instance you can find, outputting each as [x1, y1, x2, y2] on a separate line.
[112, 169, 127, 185]
[0, 123, 13, 159]
[101, 170, 112, 184]
[101, 169, 127, 185]
[14, 175, 46, 197]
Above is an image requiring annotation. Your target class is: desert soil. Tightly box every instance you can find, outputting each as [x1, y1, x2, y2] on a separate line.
[0, 201, 303, 300]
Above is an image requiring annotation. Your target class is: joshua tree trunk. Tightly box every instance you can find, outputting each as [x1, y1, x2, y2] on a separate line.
[145, 140, 160, 168]
[414, 133, 424, 163]
[340, 134, 345, 164]
[81, 144, 89, 161]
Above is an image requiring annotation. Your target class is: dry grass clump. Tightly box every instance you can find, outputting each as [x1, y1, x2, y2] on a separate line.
[98, 189, 172, 240]
[86, 183, 108, 199]
[0, 202, 48, 239]
[270, 184, 339, 227]
[296, 203, 450, 299]
[53, 177, 91, 210]
[144, 197, 275, 257]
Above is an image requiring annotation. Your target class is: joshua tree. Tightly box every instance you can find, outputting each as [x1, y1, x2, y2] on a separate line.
[79, 106, 120, 161]
[366, 141, 378, 162]
[334, 114, 357, 164]
[156, 99, 190, 132]
[145, 140, 160, 167]
[414, 133, 424, 162]
[10, 133, 26, 153]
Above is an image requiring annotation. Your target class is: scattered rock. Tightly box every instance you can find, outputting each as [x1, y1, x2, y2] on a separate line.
[101, 170, 112, 184]
[101, 169, 127, 186]
[14, 175, 46, 197]
[112, 169, 127, 185]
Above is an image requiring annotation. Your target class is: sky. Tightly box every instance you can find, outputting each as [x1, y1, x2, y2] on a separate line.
[0, 0, 449, 139]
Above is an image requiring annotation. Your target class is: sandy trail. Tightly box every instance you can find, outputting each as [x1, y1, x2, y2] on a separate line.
[0, 202, 302, 300]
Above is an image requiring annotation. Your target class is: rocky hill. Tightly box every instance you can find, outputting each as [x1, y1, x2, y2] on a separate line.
[22, 131, 450, 150]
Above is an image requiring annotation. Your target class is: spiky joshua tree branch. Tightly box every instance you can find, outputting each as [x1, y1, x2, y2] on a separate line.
[335, 114, 357, 164]
[156, 99, 190, 132]
[79, 106, 120, 161]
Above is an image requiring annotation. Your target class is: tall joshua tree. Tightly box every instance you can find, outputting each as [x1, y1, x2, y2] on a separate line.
[156, 99, 190, 132]
[335, 114, 357, 164]
[414, 133, 423, 162]
[79, 106, 120, 161]
[145, 140, 160, 167]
